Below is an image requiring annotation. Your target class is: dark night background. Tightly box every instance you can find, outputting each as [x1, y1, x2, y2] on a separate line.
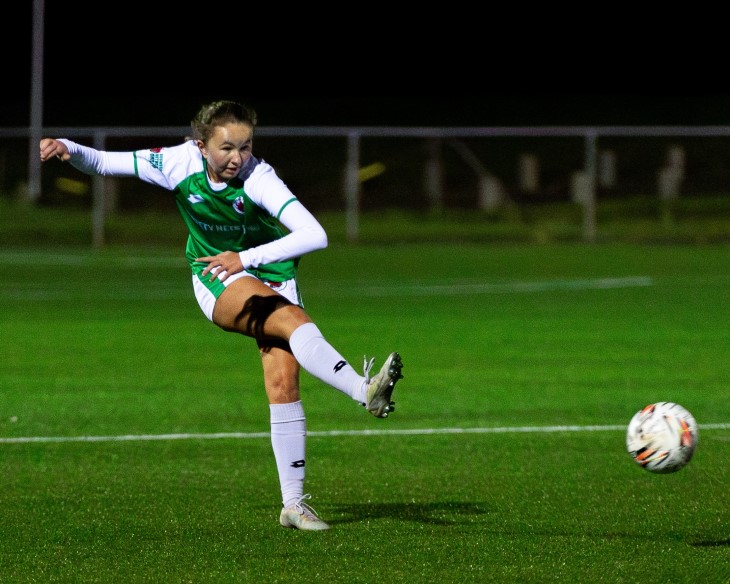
[4, 2, 730, 128]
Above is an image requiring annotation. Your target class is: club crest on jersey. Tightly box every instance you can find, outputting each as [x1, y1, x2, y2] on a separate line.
[233, 196, 245, 215]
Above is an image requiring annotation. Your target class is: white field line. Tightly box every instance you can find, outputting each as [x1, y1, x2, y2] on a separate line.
[356, 276, 654, 297]
[1, 423, 728, 444]
[3, 252, 182, 267]
[1, 276, 654, 301]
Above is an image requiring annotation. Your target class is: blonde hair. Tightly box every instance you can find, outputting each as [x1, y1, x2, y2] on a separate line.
[189, 100, 258, 142]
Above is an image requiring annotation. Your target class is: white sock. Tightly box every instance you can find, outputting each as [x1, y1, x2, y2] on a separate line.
[270, 401, 307, 508]
[289, 323, 367, 403]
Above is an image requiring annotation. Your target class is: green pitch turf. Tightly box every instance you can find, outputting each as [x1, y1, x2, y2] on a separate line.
[1, 242, 728, 583]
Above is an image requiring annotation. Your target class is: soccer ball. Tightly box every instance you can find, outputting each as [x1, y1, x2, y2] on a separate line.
[626, 402, 699, 474]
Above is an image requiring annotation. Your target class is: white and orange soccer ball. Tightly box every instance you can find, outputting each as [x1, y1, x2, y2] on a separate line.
[626, 402, 699, 474]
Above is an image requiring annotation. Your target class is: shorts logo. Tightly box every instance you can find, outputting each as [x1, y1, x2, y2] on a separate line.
[233, 196, 245, 215]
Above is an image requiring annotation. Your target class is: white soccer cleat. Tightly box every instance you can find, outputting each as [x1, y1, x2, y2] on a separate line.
[364, 352, 404, 418]
[279, 494, 330, 531]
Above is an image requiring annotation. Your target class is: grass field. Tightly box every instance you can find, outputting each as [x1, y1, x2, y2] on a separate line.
[1, 233, 729, 582]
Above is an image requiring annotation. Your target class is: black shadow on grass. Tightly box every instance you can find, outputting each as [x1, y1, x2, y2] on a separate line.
[327, 501, 491, 526]
[690, 539, 730, 547]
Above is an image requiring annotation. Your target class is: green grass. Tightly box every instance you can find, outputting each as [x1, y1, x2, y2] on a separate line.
[2, 193, 730, 247]
[1, 231, 729, 581]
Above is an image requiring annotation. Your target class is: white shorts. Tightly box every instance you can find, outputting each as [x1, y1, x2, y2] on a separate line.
[192, 271, 302, 322]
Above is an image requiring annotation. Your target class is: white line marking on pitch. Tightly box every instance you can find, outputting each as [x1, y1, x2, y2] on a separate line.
[358, 276, 654, 296]
[0, 276, 655, 301]
[1, 423, 728, 444]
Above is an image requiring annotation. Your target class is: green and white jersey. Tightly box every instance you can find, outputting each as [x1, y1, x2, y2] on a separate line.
[61, 139, 328, 283]
[134, 141, 299, 282]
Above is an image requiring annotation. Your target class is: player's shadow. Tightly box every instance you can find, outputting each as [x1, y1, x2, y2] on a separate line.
[690, 539, 730, 547]
[327, 501, 490, 526]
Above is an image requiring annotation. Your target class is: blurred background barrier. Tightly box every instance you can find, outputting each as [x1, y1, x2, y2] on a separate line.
[2, 125, 730, 246]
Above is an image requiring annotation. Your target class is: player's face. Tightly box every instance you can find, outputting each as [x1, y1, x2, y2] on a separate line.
[199, 122, 254, 183]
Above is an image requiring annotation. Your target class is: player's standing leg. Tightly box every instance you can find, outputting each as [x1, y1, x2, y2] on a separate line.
[262, 346, 330, 530]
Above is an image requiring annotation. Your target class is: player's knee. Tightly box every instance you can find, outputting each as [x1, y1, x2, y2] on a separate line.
[264, 370, 300, 403]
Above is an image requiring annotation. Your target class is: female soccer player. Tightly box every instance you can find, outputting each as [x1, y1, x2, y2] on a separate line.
[39, 100, 404, 531]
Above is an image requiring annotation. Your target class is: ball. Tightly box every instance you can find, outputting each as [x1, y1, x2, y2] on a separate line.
[626, 401, 698, 474]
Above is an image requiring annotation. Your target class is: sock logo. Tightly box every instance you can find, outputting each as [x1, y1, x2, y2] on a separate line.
[333, 360, 347, 373]
[290, 460, 305, 468]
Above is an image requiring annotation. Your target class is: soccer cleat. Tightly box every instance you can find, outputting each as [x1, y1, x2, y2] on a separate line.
[279, 494, 330, 531]
[364, 352, 404, 418]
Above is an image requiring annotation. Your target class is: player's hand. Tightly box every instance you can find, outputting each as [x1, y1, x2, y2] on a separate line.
[197, 251, 244, 282]
[39, 138, 71, 162]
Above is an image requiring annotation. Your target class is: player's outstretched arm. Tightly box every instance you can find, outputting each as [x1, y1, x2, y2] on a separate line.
[39, 138, 70, 162]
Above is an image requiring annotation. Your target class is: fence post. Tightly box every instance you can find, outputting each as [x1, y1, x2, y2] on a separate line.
[582, 132, 598, 243]
[424, 138, 443, 212]
[519, 153, 539, 194]
[344, 131, 361, 242]
[91, 130, 107, 248]
[26, 0, 45, 204]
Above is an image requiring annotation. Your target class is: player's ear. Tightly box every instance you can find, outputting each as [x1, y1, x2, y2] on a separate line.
[196, 140, 207, 156]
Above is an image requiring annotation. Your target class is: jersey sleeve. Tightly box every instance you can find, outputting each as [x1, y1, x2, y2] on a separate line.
[60, 139, 137, 176]
[237, 161, 328, 269]
[58, 139, 201, 191]
[132, 142, 204, 190]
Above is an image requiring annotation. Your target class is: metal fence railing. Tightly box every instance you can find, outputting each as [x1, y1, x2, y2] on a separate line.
[4, 125, 730, 245]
